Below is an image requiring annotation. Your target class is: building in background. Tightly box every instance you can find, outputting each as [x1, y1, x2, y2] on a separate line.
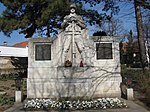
[0, 41, 28, 77]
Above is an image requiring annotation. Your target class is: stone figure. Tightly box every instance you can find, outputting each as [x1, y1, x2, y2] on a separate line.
[61, 4, 86, 33]
[61, 4, 87, 66]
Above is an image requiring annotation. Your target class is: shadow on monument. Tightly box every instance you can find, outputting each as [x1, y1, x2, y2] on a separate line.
[26, 3, 122, 106]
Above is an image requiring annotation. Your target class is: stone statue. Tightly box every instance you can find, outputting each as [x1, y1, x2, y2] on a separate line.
[61, 4, 86, 33]
[61, 4, 87, 66]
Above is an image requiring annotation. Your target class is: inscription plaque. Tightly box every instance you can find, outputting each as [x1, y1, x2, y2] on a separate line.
[35, 44, 51, 60]
[96, 43, 113, 59]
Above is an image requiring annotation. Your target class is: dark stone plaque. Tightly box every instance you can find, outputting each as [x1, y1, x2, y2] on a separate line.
[35, 44, 51, 60]
[96, 43, 113, 59]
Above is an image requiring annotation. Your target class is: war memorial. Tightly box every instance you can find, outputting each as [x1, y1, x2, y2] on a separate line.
[27, 4, 121, 99]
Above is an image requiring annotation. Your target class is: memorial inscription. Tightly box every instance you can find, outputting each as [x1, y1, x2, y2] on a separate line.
[35, 44, 51, 60]
[96, 43, 113, 59]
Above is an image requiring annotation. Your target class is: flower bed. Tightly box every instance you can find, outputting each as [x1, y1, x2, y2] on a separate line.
[24, 98, 127, 110]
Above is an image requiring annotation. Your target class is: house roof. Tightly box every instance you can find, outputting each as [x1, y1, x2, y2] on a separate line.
[12, 41, 28, 48]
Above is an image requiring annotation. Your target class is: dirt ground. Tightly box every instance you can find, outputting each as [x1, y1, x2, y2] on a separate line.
[0, 80, 16, 97]
[134, 91, 150, 111]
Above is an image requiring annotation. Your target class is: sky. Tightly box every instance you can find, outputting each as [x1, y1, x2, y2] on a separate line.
[0, 1, 136, 46]
[0, 3, 28, 46]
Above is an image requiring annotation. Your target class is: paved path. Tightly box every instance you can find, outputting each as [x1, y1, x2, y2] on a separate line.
[4, 100, 150, 112]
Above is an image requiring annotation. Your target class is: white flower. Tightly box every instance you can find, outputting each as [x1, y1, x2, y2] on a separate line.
[103, 106, 106, 109]
[24, 98, 127, 110]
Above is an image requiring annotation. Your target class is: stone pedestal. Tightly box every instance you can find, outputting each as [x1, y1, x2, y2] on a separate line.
[15, 91, 22, 103]
[27, 37, 122, 99]
[127, 88, 134, 100]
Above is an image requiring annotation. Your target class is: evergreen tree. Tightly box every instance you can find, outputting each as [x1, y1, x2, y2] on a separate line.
[0, 0, 119, 38]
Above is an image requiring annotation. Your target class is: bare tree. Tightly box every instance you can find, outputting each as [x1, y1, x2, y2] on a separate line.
[136, 0, 150, 9]
[143, 11, 150, 39]
[100, 18, 125, 37]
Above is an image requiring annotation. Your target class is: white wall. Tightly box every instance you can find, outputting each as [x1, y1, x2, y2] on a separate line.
[0, 46, 28, 57]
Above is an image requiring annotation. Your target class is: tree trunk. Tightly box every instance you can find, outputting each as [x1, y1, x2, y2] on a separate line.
[46, 25, 50, 37]
[134, 0, 147, 69]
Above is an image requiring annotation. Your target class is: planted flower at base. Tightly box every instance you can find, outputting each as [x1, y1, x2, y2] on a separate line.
[24, 98, 127, 110]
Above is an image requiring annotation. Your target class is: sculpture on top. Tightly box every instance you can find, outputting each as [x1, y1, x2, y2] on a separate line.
[61, 4, 86, 33]
[61, 4, 87, 67]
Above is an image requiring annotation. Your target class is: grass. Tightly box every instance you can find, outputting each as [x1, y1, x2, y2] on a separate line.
[121, 65, 150, 93]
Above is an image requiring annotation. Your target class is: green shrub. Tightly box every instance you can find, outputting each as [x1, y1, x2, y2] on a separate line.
[0, 74, 16, 80]
[0, 94, 14, 106]
[22, 79, 27, 91]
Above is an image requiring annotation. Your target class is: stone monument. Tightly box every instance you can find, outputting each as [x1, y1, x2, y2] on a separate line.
[27, 4, 122, 99]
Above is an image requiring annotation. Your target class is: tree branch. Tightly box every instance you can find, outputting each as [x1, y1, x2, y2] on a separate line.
[136, 0, 150, 9]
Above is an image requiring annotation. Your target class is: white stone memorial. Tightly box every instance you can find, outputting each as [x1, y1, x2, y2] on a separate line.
[27, 4, 122, 99]
[127, 88, 134, 100]
[15, 91, 22, 103]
